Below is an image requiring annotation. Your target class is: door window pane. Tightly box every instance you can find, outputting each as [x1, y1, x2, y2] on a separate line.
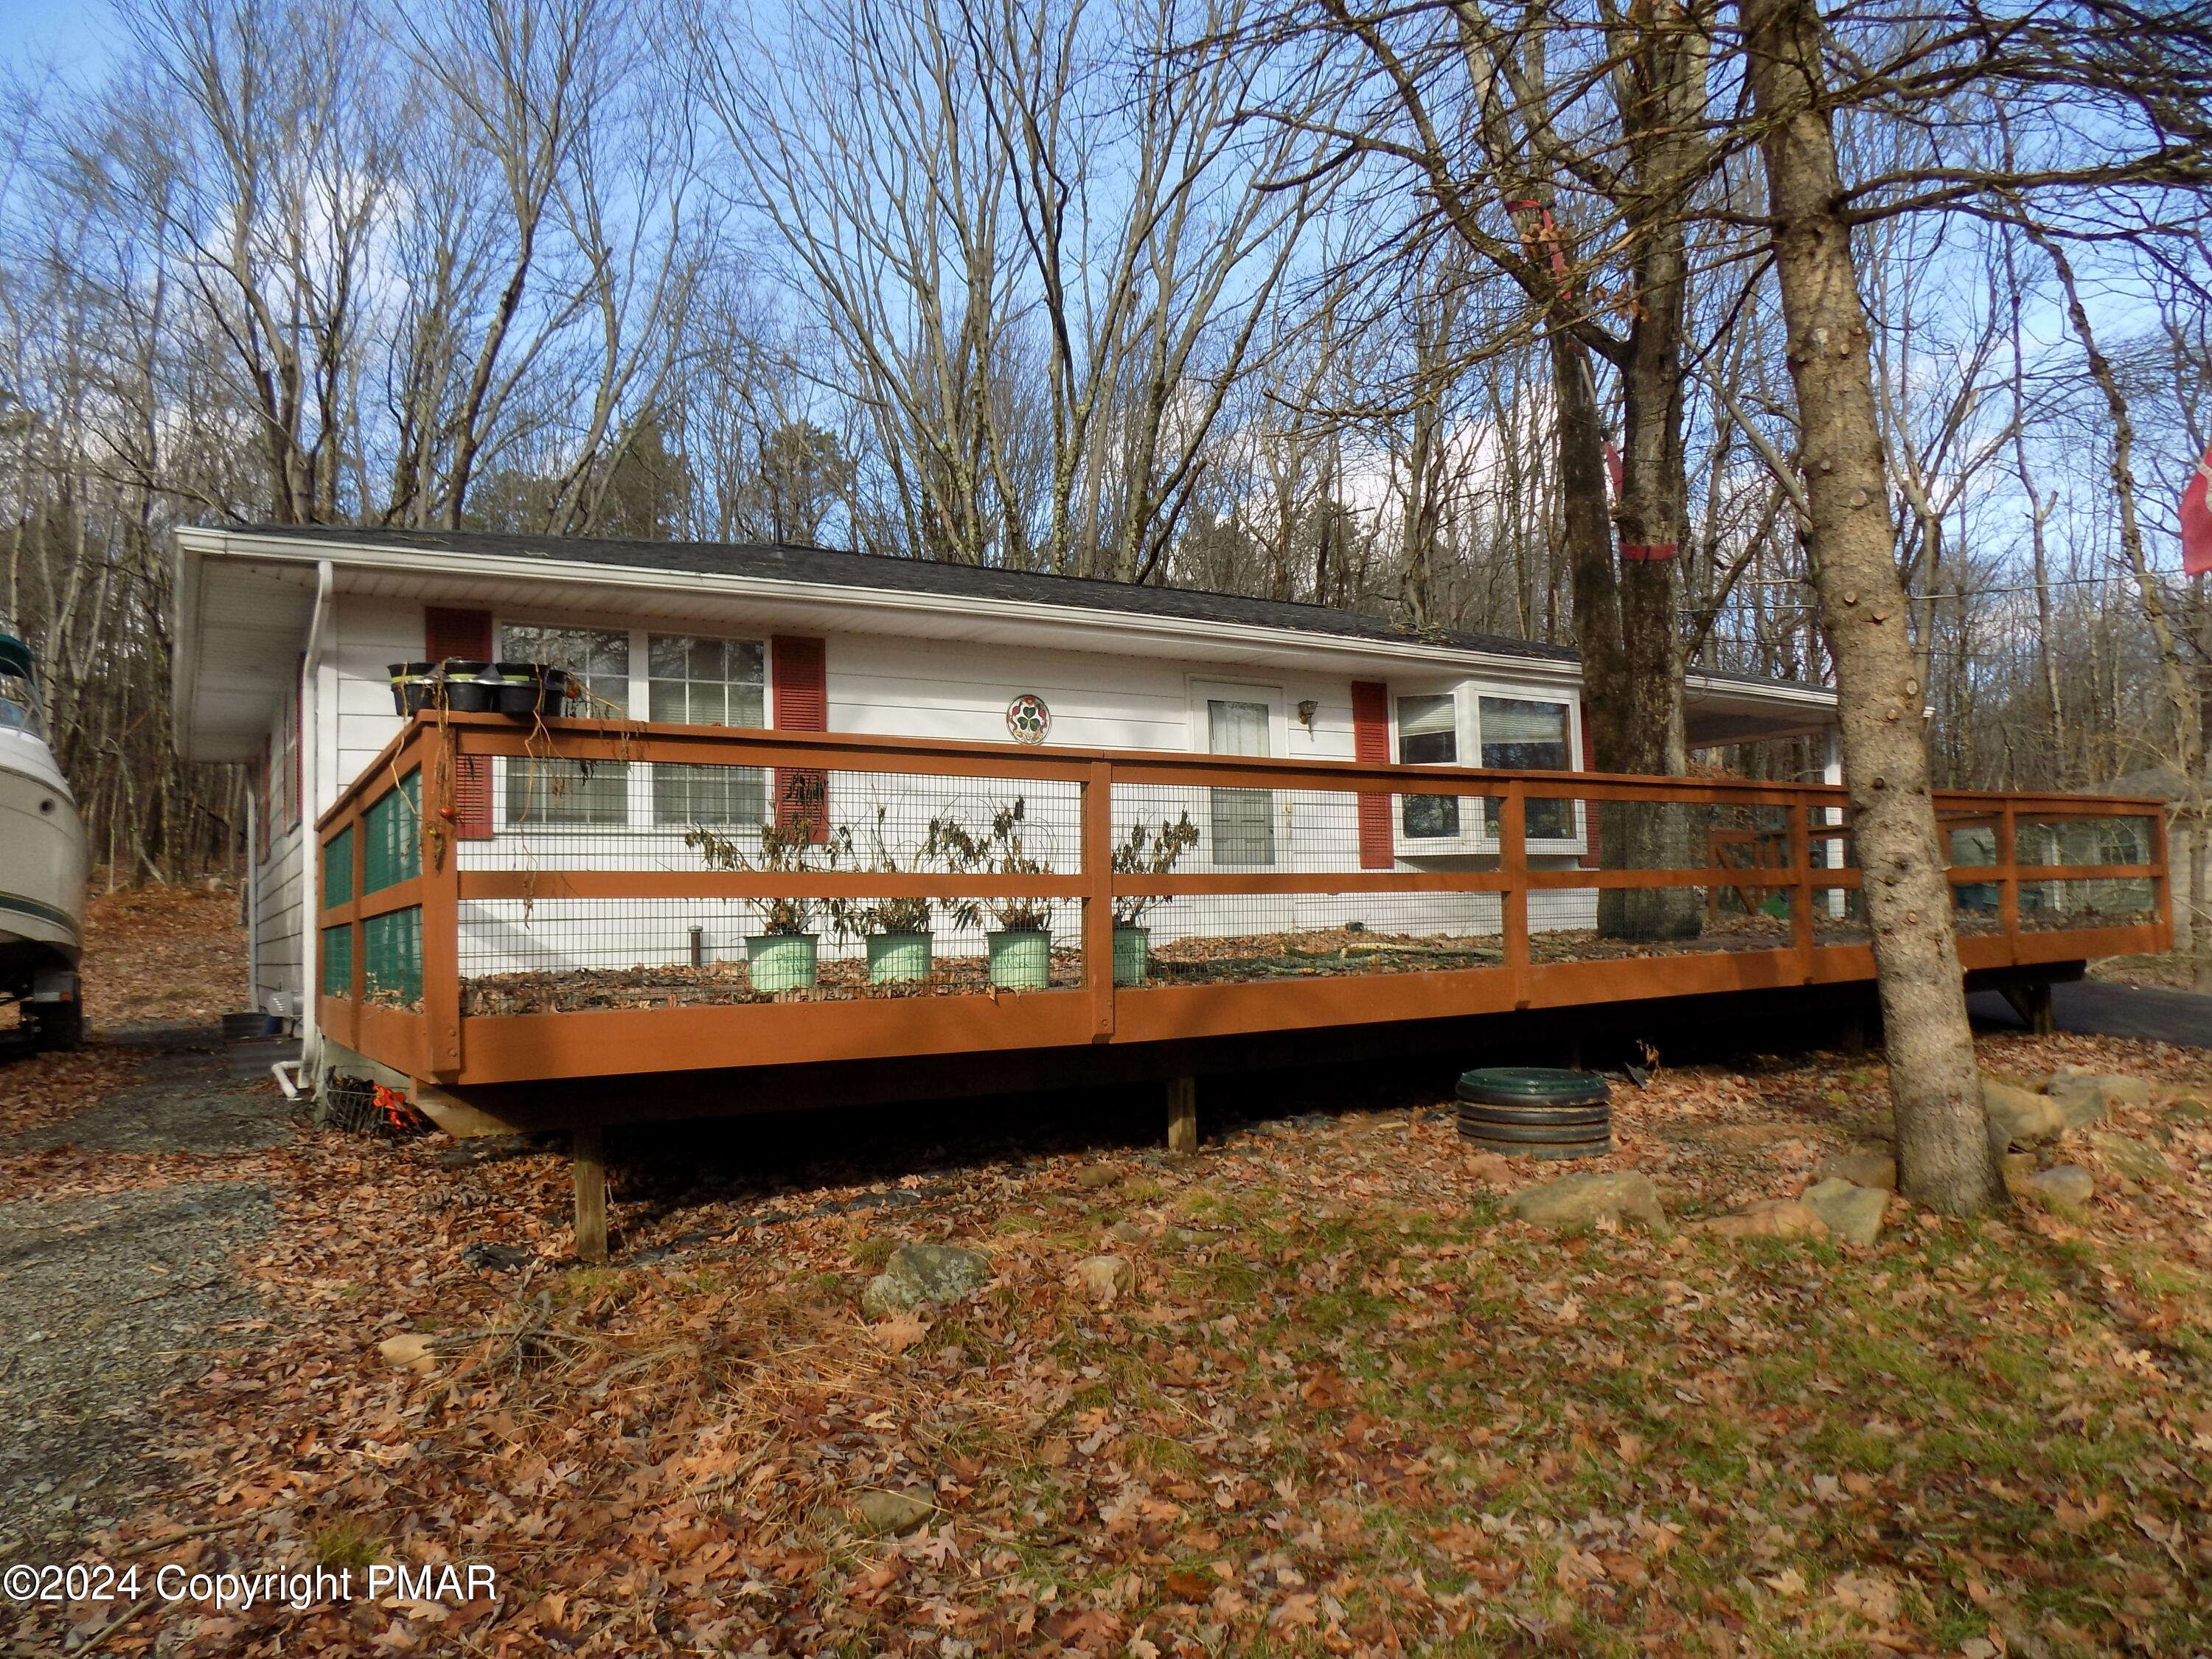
[1207, 698, 1274, 866]
[1478, 698, 1574, 839]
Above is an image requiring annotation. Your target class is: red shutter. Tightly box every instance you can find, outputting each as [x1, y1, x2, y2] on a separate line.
[425, 608, 497, 839]
[772, 635, 829, 843]
[425, 607, 494, 663]
[1352, 681, 1394, 871]
[1578, 700, 1601, 870]
[451, 757, 493, 841]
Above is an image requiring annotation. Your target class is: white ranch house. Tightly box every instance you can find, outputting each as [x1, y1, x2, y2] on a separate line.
[173, 525, 1840, 1077]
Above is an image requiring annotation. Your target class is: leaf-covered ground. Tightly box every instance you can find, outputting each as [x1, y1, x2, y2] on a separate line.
[0, 884, 247, 1139]
[4, 895, 2211, 1658]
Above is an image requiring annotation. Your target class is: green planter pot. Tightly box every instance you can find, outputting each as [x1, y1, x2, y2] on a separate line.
[1111, 925, 1150, 986]
[866, 931, 933, 984]
[747, 933, 818, 992]
[987, 928, 1051, 990]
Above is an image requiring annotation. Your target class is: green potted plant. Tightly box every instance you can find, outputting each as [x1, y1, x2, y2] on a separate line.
[687, 818, 849, 993]
[831, 805, 936, 985]
[933, 798, 1057, 990]
[1110, 812, 1199, 984]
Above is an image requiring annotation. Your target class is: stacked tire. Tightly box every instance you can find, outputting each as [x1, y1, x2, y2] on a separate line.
[1455, 1067, 1612, 1160]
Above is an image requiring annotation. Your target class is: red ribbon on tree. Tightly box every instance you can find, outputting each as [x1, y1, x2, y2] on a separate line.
[1620, 543, 1679, 561]
[2184, 437, 2212, 577]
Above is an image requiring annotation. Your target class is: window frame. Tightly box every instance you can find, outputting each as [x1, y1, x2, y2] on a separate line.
[1389, 682, 1586, 857]
[1188, 678, 1287, 869]
[487, 620, 777, 834]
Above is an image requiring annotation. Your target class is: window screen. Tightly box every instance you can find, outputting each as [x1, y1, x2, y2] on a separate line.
[649, 635, 768, 826]
[1398, 694, 1461, 837]
[1478, 698, 1573, 839]
[502, 625, 629, 825]
[1208, 698, 1275, 866]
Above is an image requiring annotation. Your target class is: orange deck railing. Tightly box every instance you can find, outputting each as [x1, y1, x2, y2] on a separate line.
[311, 713, 2169, 1092]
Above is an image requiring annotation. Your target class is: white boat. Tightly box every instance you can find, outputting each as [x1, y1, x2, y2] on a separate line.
[1, 627, 86, 1048]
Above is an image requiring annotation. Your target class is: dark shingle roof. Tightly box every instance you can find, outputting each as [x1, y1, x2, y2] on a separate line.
[218, 524, 1827, 697]
[223, 524, 1579, 664]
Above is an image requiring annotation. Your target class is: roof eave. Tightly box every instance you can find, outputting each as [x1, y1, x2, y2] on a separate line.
[176, 526, 1604, 685]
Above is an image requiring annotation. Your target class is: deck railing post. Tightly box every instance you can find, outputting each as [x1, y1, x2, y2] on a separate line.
[1085, 759, 1115, 1039]
[2151, 801, 2174, 951]
[1996, 800, 2020, 956]
[1790, 792, 1816, 978]
[1500, 784, 1529, 1008]
[420, 719, 465, 1081]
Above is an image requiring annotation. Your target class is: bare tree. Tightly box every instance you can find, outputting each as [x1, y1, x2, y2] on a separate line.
[1740, 0, 2003, 1214]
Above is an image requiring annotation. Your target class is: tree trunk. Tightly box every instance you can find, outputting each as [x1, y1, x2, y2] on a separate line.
[1742, 0, 2003, 1214]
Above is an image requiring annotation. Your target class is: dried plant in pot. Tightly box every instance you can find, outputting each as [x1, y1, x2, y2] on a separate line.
[931, 797, 1057, 990]
[1108, 812, 1200, 985]
[829, 806, 938, 985]
[688, 816, 852, 993]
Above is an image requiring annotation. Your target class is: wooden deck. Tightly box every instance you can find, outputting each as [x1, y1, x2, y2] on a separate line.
[312, 713, 2168, 1124]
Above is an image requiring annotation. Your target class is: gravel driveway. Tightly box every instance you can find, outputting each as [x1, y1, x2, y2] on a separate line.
[0, 1032, 288, 1557]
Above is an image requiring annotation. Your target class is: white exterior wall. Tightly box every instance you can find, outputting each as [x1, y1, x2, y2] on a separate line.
[305, 593, 1603, 987]
[253, 819, 305, 1012]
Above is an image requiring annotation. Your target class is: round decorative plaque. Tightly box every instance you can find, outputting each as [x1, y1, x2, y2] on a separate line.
[1006, 693, 1051, 744]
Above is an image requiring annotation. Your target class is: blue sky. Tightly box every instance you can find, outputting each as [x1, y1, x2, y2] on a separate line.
[1, 0, 115, 75]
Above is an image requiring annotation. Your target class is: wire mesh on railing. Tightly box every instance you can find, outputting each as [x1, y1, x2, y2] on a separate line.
[453, 762, 1088, 1010]
[311, 720, 2169, 1026]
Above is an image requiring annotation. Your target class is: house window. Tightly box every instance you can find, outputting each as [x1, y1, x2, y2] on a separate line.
[502, 625, 630, 825]
[1397, 693, 1460, 838]
[1478, 697, 1575, 841]
[1207, 698, 1275, 866]
[649, 634, 768, 826]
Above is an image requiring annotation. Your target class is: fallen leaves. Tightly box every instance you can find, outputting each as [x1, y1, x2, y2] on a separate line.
[7, 907, 2212, 1659]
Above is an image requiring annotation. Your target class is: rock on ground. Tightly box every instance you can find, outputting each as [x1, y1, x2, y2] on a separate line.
[2045, 1067, 2151, 1127]
[1817, 1147, 1897, 1191]
[1073, 1254, 1134, 1302]
[2085, 1132, 2171, 1185]
[0, 1181, 276, 1557]
[2026, 1164, 2096, 1209]
[860, 1243, 992, 1318]
[1801, 1178, 1887, 1245]
[1982, 1077, 2064, 1150]
[1694, 1199, 1829, 1241]
[854, 1488, 935, 1534]
[1505, 1172, 1666, 1234]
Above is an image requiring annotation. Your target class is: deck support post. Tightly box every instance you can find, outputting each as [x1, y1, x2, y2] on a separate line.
[1166, 1077, 1197, 1154]
[2000, 981, 2055, 1037]
[573, 1124, 608, 1265]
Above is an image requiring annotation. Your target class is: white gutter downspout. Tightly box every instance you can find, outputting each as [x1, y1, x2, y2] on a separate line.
[244, 790, 259, 1009]
[297, 560, 335, 1078]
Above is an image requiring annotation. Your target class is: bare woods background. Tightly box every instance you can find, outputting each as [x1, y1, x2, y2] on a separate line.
[1, 0, 2207, 891]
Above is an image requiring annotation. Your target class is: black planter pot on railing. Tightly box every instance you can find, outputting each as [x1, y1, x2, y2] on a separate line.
[439, 660, 499, 712]
[386, 660, 574, 717]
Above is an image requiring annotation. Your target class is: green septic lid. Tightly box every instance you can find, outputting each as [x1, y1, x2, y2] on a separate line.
[1455, 1065, 1612, 1107]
